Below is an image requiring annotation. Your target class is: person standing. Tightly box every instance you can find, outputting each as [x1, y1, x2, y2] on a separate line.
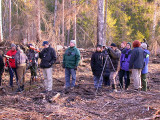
[120, 41, 126, 51]
[15, 47, 28, 92]
[141, 43, 150, 91]
[108, 43, 121, 92]
[91, 45, 104, 89]
[102, 46, 110, 87]
[129, 40, 144, 91]
[27, 44, 39, 82]
[5, 44, 18, 87]
[0, 51, 4, 86]
[63, 40, 80, 89]
[39, 41, 56, 93]
[119, 42, 132, 90]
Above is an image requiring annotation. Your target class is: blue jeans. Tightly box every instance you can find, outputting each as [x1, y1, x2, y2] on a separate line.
[65, 68, 76, 88]
[94, 76, 103, 89]
[9, 68, 18, 87]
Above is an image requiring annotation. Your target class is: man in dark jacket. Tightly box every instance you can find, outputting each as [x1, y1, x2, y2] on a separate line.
[91, 45, 104, 89]
[0, 51, 4, 86]
[119, 42, 132, 90]
[129, 40, 144, 91]
[63, 40, 80, 89]
[108, 43, 121, 92]
[39, 41, 56, 93]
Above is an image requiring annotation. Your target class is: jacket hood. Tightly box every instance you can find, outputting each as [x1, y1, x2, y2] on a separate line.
[144, 49, 150, 54]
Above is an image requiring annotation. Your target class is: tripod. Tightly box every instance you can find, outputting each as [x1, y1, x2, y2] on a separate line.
[95, 49, 122, 94]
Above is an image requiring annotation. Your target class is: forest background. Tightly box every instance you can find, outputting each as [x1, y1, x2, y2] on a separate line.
[0, 0, 160, 55]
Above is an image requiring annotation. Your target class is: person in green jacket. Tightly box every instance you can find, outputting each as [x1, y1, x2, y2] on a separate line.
[63, 40, 80, 89]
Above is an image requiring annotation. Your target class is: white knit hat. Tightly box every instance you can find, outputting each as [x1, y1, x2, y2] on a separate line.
[70, 40, 76, 45]
[141, 43, 147, 49]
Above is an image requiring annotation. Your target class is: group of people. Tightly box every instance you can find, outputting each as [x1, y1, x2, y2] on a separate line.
[0, 40, 80, 93]
[0, 43, 39, 92]
[0, 39, 149, 93]
[91, 40, 150, 92]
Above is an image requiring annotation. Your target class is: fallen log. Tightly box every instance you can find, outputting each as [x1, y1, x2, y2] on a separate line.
[51, 93, 61, 102]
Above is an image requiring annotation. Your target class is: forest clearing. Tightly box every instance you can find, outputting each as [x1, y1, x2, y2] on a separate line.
[0, 0, 160, 119]
[0, 50, 160, 120]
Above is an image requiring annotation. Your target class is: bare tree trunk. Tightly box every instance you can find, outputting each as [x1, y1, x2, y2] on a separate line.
[36, 0, 41, 43]
[73, 0, 77, 43]
[152, 0, 158, 55]
[9, 0, 11, 41]
[97, 0, 105, 45]
[67, 29, 70, 46]
[3, 0, 9, 38]
[0, 0, 3, 42]
[53, 0, 58, 27]
[62, 0, 65, 46]
[103, 0, 108, 46]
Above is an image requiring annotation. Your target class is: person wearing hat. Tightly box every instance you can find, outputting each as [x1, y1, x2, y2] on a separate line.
[15, 47, 28, 92]
[5, 43, 18, 87]
[107, 43, 121, 92]
[63, 40, 80, 90]
[119, 42, 132, 90]
[129, 40, 144, 91]
[141, 42, 150, 91]
[39, 41, 57, 93]
[26, 43, 39, 83]
[91, 44, 104, 89]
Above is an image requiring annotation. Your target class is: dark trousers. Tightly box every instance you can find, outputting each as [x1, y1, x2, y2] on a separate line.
[103, 76, 110, 86]
[9, 68, 18, 87]
[30, 65, 37, 77]
[119, 69, 130, 89]
[103, 69, 110, 86]
[0, 70, 3, 86]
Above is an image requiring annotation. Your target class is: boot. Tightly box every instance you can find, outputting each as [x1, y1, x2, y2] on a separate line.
[112, 84, 117, 92]
[16, 87, 22, 92]
[112, 84, 116, 89]
[20, 85, 24, 91]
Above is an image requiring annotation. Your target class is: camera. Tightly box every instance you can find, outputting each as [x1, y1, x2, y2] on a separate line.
[4, 55, 13, 59]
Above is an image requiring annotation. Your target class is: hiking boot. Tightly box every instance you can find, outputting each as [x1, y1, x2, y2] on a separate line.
[20, 85, 24, 91]
[16, 88, 22, 93]
[134, 88, 141, 92]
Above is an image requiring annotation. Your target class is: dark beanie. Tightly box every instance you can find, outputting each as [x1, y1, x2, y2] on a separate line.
[133, 40, 141, 48]
[110, 43, 117, 47]
[127, 42, 131, 48]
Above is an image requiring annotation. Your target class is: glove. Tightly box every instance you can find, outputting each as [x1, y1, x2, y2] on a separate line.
[74, 66, 77, 70]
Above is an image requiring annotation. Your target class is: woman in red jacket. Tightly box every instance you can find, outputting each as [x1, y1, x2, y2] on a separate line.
[5, 44, 18, 87]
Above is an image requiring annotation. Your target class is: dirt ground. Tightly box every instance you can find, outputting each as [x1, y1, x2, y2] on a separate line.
[0, 51, 160, 120]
